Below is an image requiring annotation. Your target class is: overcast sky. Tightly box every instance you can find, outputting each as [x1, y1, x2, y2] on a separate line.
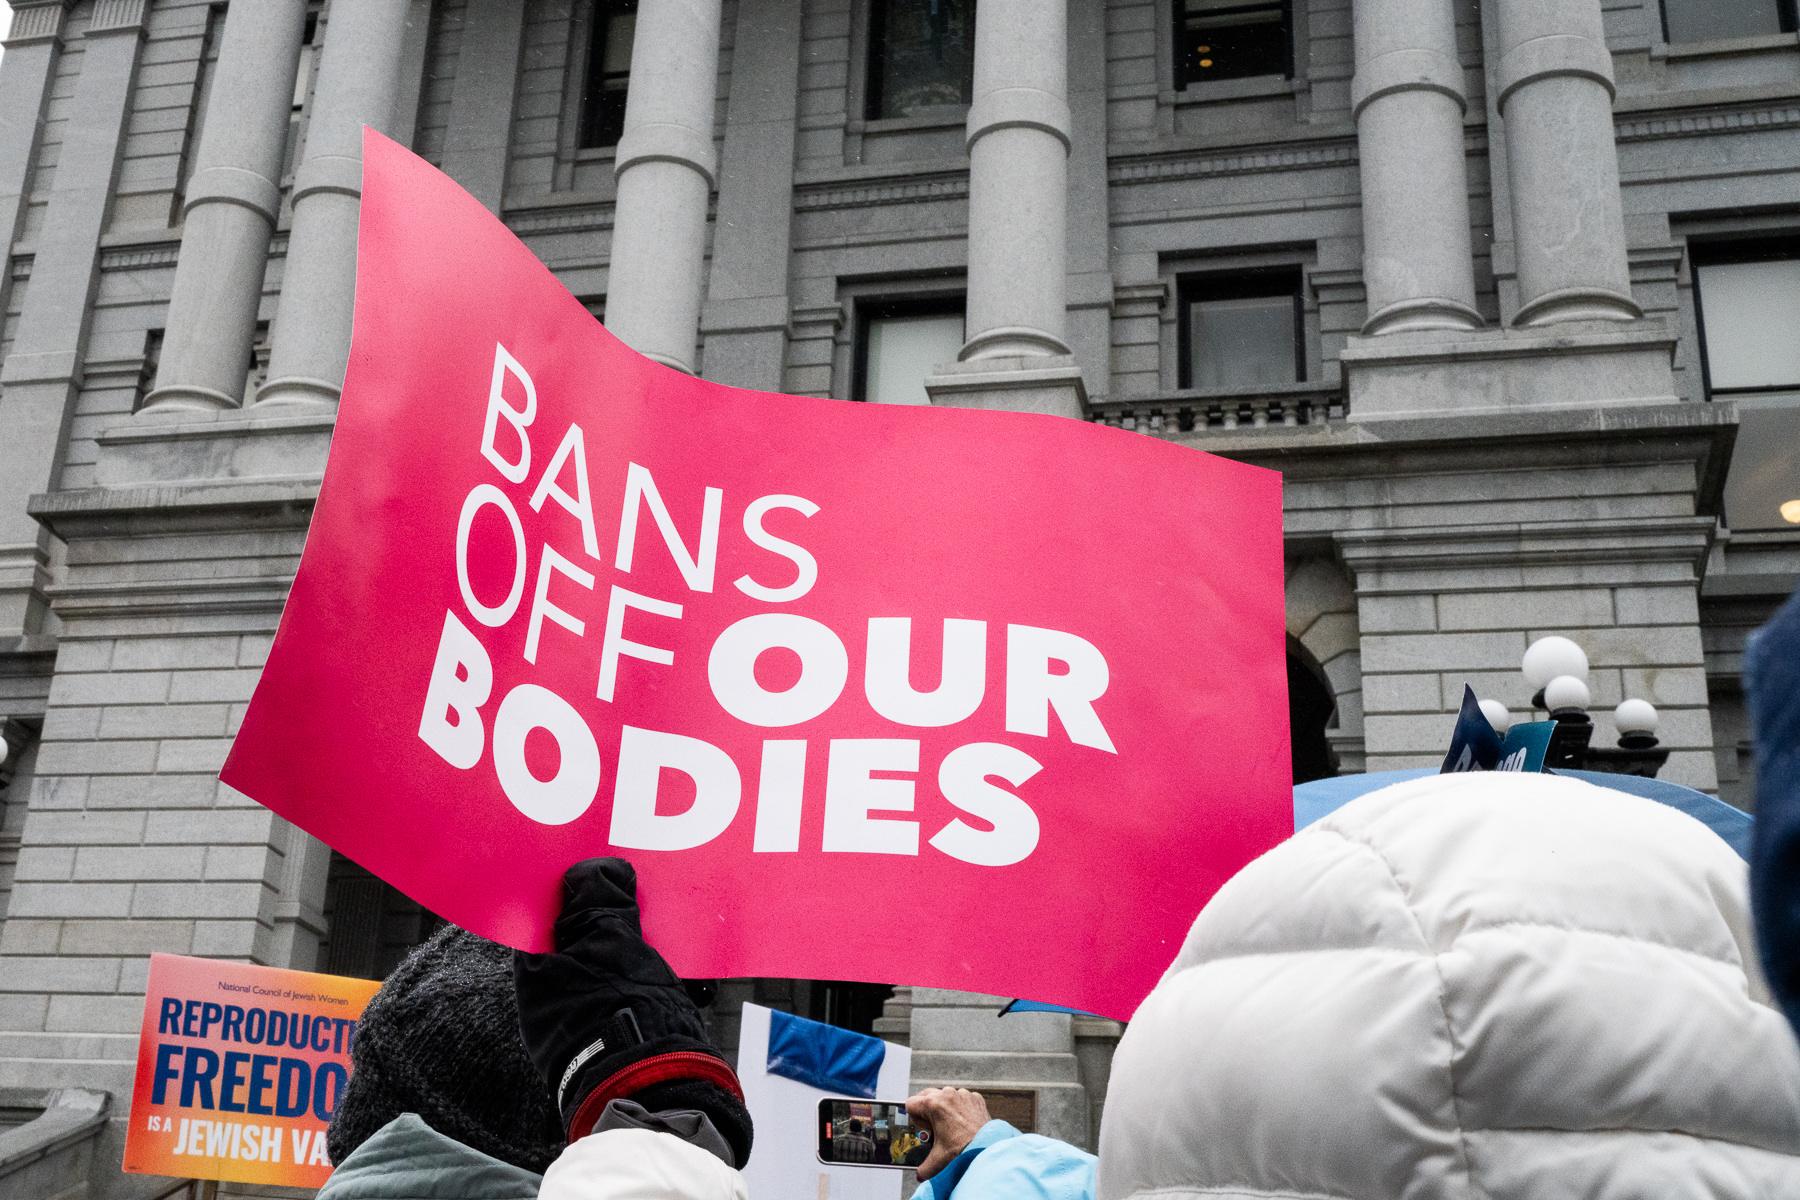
[0, 3, 11, 68]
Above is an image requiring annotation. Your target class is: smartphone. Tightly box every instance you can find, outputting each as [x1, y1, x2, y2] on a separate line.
[816, 1098, 932, 1168]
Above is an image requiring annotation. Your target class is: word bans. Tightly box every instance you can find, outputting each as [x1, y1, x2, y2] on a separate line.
[416, 610, 1083, 866]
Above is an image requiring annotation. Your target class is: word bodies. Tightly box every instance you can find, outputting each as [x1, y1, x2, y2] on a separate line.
[416, 343, 1119, 866]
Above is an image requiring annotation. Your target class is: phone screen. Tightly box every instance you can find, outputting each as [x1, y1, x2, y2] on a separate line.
[816, 1098, 932, 1168]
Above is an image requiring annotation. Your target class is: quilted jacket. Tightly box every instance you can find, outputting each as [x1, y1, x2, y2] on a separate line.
[1097, 771, 1800, 1200]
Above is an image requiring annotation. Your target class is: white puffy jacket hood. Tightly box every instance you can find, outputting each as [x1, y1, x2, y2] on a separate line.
[1097, 771, 1800, 1200]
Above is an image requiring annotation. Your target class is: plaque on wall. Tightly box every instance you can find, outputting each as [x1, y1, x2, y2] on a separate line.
[978, 1088, 1039, 1134]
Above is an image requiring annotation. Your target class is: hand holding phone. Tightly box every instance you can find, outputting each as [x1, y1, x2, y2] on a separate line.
[903, 1087, 992, 1181]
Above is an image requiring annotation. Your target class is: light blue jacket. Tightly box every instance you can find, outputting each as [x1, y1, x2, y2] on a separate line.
[913, 1121, 1096, 1200]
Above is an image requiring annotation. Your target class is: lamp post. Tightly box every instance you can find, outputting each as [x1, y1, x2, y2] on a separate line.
[1486, 636, 1670, 777]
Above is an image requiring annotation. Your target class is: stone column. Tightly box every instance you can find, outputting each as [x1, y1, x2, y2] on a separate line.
[604, 0, 723, 374]
[256, 0, 412, 408]
[961, 0, 1072, 362]
[0, 3, 68, 322]
[0, 1, 145, 638]
[141, 1, 309, 412]
[1351, 0, 1481, 334]
[440, 0, 527, 213]
[924, 0, 1086, 417]
[699, 0, 802, 391]
[1493, 0, 1639, 326]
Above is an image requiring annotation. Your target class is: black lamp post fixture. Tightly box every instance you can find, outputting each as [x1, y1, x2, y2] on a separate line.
[1476, 636, 1670, 778]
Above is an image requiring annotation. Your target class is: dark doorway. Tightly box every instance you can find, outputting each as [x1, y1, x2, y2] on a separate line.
[1288, 638, 1338, 784]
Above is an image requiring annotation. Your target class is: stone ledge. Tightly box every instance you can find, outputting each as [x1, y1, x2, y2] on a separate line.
[1335, 515, 1718, 573]
[28, 478, 321, 542]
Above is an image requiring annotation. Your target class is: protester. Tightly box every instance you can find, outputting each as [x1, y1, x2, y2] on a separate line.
[321, 858, 753, 1199]
[320, 924, 564, 1197]
[1097, 771, 1800, 1198]
[1749, 585, 1800, 1040]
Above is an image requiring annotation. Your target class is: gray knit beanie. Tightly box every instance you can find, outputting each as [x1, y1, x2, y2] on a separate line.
[328, 924, 566, 1172]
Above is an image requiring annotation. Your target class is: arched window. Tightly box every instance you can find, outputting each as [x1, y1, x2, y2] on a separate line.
[1288, 637, 1338, 785]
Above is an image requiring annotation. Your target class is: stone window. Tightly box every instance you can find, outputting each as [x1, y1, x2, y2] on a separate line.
[1661, 0, 1796, 44]
[1692, 240, 1800, 530]
[1174, 0, 1293, 87]
[579, 0, 638, 150]
[865, 0, 977, 121]
[284, 8, 323, 180]
[854, 299, 965, 404]
[1177, 268, 1305, 390]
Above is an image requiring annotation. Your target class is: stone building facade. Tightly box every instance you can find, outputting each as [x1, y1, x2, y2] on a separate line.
[0, 0, 1795, 1194]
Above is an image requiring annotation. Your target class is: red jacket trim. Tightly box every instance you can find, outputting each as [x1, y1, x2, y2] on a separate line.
[566, 1050, 746, 1141]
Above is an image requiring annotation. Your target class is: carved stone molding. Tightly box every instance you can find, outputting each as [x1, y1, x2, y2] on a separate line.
[794, 173, 969, 212]
[88, 0, 147, 33]
[98, 243, 179, 272]
[1615, 104, 1800, 142]
[4, 2, 67, 46]
[1109, 140, 1358, 187]
[506, 205, 615, 237]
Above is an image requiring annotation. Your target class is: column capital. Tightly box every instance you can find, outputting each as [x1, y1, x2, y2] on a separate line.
[2, 2, 67, 46]
[88, 0, 147, 35]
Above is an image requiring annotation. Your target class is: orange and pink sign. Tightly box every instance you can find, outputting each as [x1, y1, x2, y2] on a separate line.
[123, 954, 379, 1189]
[220, 130, 1292, 1022]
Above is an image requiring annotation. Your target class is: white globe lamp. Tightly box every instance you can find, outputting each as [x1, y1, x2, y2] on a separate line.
[1478, 698, 1512, 735]
[1522, 636, 1589, 690]
[1614, 698, 1660, 748]
[1544, 674, 1591, 714]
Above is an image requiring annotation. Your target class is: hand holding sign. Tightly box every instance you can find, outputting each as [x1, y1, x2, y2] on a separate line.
[221, 130, 1292, 1020]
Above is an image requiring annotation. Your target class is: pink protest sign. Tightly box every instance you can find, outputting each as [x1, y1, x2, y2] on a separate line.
[221, 130, 1291, 1021]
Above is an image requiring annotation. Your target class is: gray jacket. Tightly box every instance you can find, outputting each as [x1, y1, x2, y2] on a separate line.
[318, 1114, 541, 1200]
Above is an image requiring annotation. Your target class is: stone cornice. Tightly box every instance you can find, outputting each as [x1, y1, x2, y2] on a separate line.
[1334, 515, 1717, 575]
[1183, 399, 1739, 496]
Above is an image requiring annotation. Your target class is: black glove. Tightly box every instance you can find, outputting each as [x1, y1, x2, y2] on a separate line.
[514, 858, 753, 1167]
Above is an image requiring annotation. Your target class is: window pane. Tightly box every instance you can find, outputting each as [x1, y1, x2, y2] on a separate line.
[871, 0, 975, 119]
[581, 1, 636, 149]
[1187, 294, 1297, 389]
[1697, 259, 1800, 391]
[1664, 0, 1786, 43]
[864, 312, 964, 404]
[602, 12, 636, 73]
[1180, 1, 1288, 83]
[1722, 397, 1800, 531]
